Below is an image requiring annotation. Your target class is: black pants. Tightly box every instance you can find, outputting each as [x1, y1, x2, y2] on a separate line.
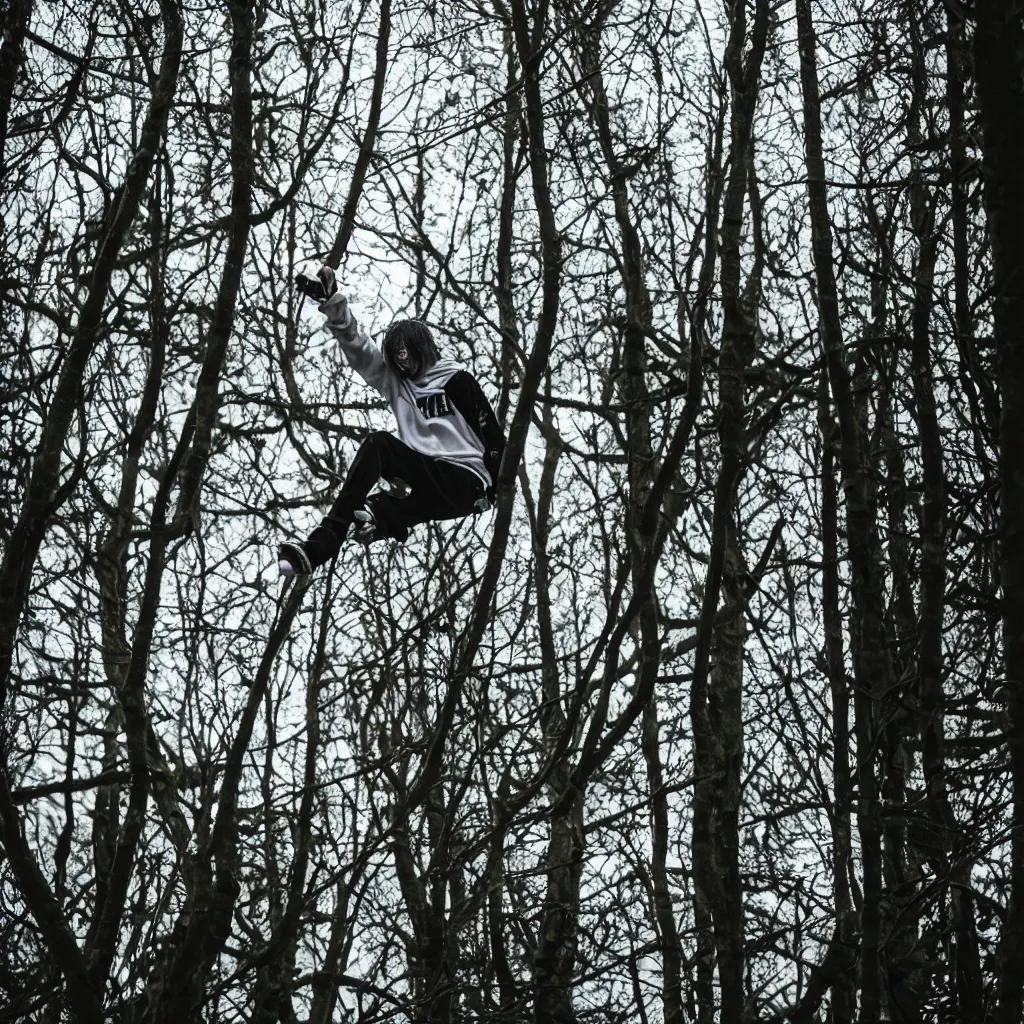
[303, 432, 485, 568]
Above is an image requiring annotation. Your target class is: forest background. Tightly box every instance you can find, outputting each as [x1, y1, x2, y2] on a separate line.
[1, 0, 1023, 1021]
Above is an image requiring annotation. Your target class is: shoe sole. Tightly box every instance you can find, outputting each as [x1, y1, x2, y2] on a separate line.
[278, 542, 312, 575]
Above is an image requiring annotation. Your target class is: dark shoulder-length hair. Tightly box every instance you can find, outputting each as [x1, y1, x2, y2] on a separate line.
[382, 319, 440, 377]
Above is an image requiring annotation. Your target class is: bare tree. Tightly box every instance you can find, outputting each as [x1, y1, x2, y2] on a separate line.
[1, 1, 1019, 1021]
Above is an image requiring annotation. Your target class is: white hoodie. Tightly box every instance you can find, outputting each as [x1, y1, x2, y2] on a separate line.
[321, 294, 490, 487]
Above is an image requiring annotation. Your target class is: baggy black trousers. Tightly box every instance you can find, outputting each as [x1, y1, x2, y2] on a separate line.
[303, 431, 486, 568]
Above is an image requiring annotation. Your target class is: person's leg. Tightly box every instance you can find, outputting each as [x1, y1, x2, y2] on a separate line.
[327, 431, 413, 525]
[282, 432, 414, 572]
[280, 441, 486, 573]
[366, 455, 484, 541]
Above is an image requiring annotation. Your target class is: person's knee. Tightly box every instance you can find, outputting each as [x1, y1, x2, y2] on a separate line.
[359, 431, 405, 476]
[353, 430, 386, 459]
[364, 430, 396, 451]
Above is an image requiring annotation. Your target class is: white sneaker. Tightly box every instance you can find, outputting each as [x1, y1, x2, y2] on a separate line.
[277, 541, 312, 575]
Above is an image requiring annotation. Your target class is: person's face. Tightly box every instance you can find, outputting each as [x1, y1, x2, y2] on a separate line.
[393, 341, 416, 377]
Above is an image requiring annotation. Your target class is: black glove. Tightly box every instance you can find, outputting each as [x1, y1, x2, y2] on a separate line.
[295, 266, 338, 304]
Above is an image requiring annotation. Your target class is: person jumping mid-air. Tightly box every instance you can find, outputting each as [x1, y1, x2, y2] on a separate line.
[278, 267, 506, 576]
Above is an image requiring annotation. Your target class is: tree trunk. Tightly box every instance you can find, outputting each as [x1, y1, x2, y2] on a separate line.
[641, 697, 684, 1024]
[524, 409, 583, 1024]
[795, 1, 891, 1018]
[0, 0, 33, 174]
[975, 3, 1024, 1022]
[688, 2, 767, 1020]
[818, 374, 856, 1022]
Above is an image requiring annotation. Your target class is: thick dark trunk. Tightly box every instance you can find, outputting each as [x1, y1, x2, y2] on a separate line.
[687, 2, 767, 1020]
[795, 2, 891, 1018]
[494, 27, 523, 426]
[392, 807, 456, 1022]
[706, 534, 746, 1020]
[533, 795, 585, 1024]
[0, 0, 32, 175]
[307, 879, 355, 1024]
[172, 0, 255, 522]
[975, 4, 1024, 1022]
[818, 374, 856, 1023]
[524, 416, 582, 1024]
[641, 699, 684, 1024]
[876, 22, 940, 1017]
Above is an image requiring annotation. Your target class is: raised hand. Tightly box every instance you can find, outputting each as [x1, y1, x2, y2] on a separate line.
[295, 265, 338, 303]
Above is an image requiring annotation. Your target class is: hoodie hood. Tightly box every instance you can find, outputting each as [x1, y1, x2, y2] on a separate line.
[410, 356, 464, 389]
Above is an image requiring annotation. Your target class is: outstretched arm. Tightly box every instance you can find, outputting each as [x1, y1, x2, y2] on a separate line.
[319, 293, 391, 394]
[444, 370, 506, 489]
[297, 267, 391, 394]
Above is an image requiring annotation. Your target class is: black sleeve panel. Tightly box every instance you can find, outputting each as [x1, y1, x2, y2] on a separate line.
[445, 370, 506, 485]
